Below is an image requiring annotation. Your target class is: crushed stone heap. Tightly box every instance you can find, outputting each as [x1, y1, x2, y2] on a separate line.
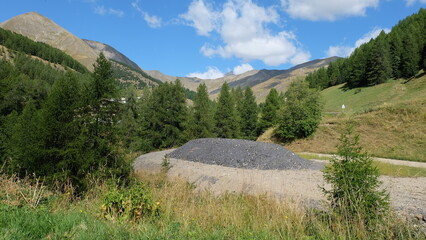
[169, 138, 323, 170]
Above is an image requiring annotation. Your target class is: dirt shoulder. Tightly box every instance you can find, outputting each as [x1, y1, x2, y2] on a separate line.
[134, 150, 426, 220]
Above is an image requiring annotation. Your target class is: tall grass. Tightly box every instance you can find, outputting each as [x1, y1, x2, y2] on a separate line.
[0, 173, 424, 239]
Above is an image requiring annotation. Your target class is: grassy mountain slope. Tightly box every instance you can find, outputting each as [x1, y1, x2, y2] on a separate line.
[0, 12, 98, 71]
[282, 74, 426, 161]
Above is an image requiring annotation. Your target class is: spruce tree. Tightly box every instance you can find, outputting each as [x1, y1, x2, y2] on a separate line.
[258, 88, 280, 133]
[322, 124, 389, 224]
[240, 86, 258, 140]
[142, 80, 189, 149]
[400, 32, 419, 78]
[214, 82, 239, 138]
[389, 31, 403, 79]
[89, 52, 119, 139]
[191, 83, 214, 138]
[366, 31, 392, 85]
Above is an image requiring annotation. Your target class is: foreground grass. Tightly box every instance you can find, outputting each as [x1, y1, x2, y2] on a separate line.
[298, 153, 426, 178]
[1, 173, 424, 239]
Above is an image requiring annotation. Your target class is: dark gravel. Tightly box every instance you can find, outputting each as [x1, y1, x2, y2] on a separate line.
[169, 138, 324, 170]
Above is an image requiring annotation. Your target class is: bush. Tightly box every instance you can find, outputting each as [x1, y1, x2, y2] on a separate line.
[275, 80, 323, 142]
[102, 181, 159, 222]
[322, 123, 390, 226]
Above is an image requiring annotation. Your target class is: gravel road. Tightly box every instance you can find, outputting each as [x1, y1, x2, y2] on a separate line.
[133, 139, 426, 224]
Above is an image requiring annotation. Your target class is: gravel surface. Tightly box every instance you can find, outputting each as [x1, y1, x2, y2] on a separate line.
[169, 138, 323, 170]
[134, 149, 426, 229]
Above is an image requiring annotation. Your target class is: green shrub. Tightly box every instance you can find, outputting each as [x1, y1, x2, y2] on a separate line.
[102, 182, 159, 222]
[275, 80, 323, 142]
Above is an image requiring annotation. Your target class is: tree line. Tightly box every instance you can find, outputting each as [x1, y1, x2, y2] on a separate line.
[306, 8, 426, 89]
[0, 30, 323, 193]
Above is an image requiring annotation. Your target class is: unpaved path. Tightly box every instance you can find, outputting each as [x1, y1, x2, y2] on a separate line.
[299, 152, 426, 169]
[134, 149, 426, 220]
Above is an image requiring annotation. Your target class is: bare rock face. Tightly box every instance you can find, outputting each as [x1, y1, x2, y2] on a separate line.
[83, 39, 142, 71]
[0, 12, 98, 70]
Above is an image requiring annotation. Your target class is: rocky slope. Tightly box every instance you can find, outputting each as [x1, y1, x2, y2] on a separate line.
[83, 39, 142, 71]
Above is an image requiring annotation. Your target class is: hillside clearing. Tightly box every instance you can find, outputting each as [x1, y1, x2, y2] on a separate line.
[277, 74, 426, 162]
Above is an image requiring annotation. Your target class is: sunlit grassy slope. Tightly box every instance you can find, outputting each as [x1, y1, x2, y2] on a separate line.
[283, 73, 426, 162]
[321, 73, 426, 114]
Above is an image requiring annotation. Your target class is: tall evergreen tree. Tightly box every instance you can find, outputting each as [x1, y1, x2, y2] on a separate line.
[214, 82, 239, 138]
[141, 80, 189, 149]
[88, 52, 119, 139]
[389, 31, 403, 79]
[239, 86, 258, 140]
[190, 83, 214, 138]
[258, 88, 280, 133]
[366, 31, 392, 85]
[400, 32, 419, 78]
[9, 101, 44, 175]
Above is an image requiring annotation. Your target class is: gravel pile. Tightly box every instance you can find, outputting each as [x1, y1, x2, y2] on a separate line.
[169, 138, 323, 170]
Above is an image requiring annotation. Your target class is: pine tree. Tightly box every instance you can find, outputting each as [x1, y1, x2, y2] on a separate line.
[142, 80, 189, 149]
[400, 31, 419, 78]
[322, 124, 389, 224]
[389, 31, 403, 79]
[239, 86, 258, 140]
[9, 101, 44, 176]
[366, 31, 392, 85]
[190, 83, 214, 138]
[89, 52, 119, 139]
[214, 82, 240, 138]
[258, 88, 280, 133]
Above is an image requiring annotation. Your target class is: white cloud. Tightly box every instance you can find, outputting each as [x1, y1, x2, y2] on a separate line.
[187, 66, 225, 79]
[181, 0, 310, 66]
[405, 0, 426, 6]
[326, 46, 354, 58]
[281, 0, 380, 21]
[233, 63, 253, 74]
[180, 0, 217, 36]
[95, 6, 124, 17]
[132, 0, 162, 28]
[326, 27, 390, 57]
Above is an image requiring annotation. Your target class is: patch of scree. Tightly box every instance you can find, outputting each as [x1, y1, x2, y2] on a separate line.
[168, 138, 324, 170]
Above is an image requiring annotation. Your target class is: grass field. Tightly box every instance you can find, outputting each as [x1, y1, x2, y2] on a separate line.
[282, 74, 426, 162]
[1, 173, 424, 239]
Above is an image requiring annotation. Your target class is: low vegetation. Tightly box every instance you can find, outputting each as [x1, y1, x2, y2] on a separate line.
[1, 172, 424, 239]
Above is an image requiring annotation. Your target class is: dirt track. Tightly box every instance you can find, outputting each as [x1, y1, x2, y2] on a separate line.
[134, 149, 426, 220]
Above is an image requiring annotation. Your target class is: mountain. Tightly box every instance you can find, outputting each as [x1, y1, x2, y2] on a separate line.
[83, 39, 142, 71]
[0, 12, 161, 88]
[0, 12, 98, 71]
[149, 57, 338, 102]
[1, 12, 337, 100]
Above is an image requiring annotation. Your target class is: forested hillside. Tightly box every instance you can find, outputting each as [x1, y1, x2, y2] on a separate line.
[0, 27, 87, 73]
[306, 8, 426, 89]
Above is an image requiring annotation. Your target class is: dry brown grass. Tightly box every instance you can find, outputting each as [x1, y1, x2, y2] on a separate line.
[284, 101, 426, 162]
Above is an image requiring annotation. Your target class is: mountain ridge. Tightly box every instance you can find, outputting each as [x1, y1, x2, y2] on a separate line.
[1, 11, 338, 102]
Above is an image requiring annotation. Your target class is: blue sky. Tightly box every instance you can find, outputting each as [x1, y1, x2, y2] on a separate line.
[0, 0, 425, 78]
